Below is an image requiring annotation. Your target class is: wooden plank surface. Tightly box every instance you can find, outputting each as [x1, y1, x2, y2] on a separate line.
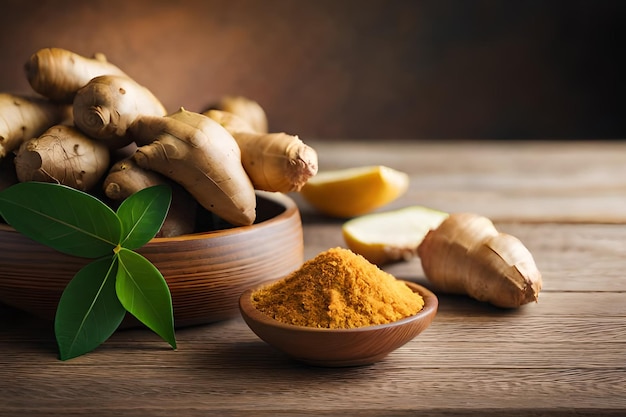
[1, 291, 625, 415]
[295, 140, 626, 223]
[1, 141, 625, 416]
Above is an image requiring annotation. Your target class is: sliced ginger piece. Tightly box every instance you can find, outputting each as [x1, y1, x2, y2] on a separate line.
[342, 206, 449, 265]
[300, 165, 409, 218]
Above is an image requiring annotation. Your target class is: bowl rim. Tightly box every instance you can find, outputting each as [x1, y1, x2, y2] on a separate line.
[0, 190, 299, 243]
[239, 280, 438, 333]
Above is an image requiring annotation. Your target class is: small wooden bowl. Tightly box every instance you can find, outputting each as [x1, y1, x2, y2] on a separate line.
[0, 191, 303, 327]
[239, 281, 438, 367]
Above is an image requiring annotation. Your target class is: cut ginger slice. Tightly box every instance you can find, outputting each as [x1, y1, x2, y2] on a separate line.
[342, 206, 449, 265]
[300, 165, 409, 218]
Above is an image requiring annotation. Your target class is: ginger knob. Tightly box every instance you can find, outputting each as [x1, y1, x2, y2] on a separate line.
[417, 213, 542, 308]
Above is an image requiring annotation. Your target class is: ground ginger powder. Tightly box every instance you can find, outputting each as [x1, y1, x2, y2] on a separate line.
[251, 247, 424, 328]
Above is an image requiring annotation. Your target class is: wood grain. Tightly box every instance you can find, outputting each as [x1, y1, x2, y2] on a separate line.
[0, 293, 624, 415]
[0, 141, 625, 416]
[295, 140, 626, 223]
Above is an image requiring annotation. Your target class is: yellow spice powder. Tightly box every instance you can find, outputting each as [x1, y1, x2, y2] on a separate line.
[251, 247, 424, 328]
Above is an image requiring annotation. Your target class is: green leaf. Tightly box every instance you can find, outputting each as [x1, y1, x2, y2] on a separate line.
[54, 256, 126, 360]
[0, 182, 121, 258]
[117, 184, 171, 250]
[115, 248, 176, 349]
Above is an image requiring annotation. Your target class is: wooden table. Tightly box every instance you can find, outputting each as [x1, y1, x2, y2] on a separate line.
[1, 140, 625, 416]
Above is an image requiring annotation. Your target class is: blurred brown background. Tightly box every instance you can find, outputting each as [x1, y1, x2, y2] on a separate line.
[0, 0, 624, 140]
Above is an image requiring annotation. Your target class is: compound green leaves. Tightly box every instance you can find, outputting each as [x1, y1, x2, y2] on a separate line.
[0, 182, 175, 360]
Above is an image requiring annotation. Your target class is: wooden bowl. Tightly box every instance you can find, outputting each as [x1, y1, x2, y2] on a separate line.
[239, 281, 438, 367]
[0, 191, 303, 327]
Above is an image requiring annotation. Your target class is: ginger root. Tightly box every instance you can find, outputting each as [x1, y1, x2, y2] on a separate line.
[417, 213, 542, 308]
[104, 157, 166, 200]
[207, 95, 268, 134]
[0, 93, 69, 158]
[73, 74, 167, 148]
[14, 125, 110, 192]
[2, 46, 320, 235]
[204, 108, 256, 134]
[130, 108, 256, 226]
[205, 109, 318, 193]
[25, 47, 128, 103]
[103, 158, 197, 237]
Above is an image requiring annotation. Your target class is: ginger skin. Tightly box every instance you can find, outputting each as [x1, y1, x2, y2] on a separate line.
[130, 108, 256, 226]
[207, 95, 268, 134]
[103, 158, 168, 201]
[14, 125, 110, 192]
[205, 109, 318, 193]
[204, 109, 256, 134]
[103, 158, 197, 237]
[25, 48, 128, 103]
[0, 93, 69, 159]
[417, 213, 542, 308]
[73, 74, 167, 149]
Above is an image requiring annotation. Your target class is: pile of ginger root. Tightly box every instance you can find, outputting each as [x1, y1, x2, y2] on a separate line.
[0, 47, 318, 236]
